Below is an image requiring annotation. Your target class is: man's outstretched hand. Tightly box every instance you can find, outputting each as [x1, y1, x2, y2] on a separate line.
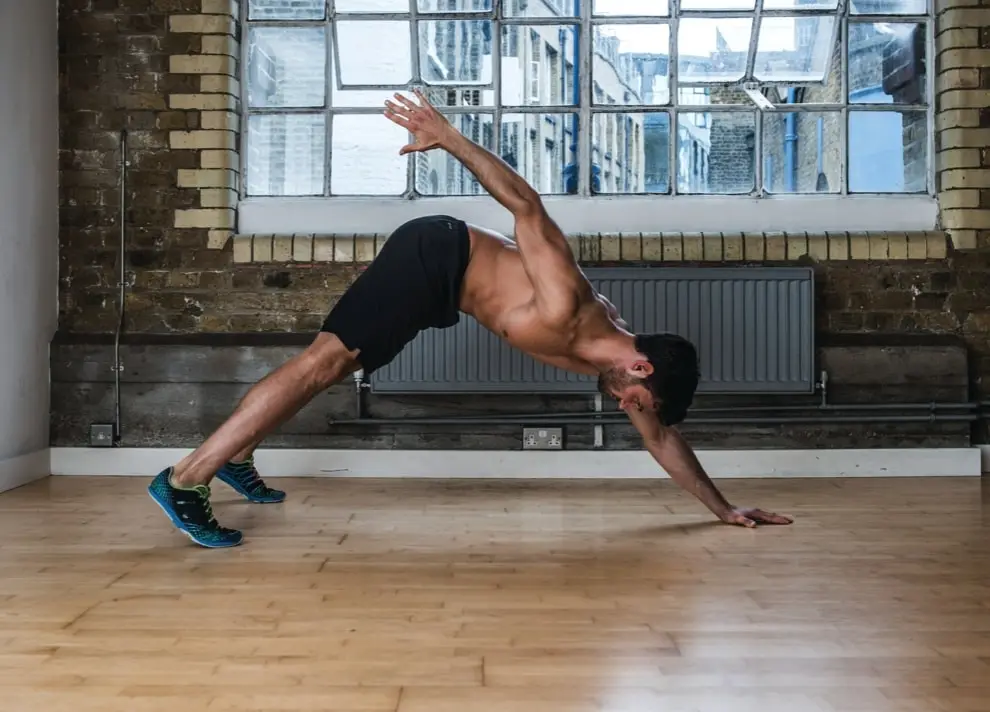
[719, 507, 794, 528]
[384, 89, 452, 155]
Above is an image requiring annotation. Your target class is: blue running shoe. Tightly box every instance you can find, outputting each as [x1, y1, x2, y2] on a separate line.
[216, 457, 286, 504]
[148, 468, 243, 548]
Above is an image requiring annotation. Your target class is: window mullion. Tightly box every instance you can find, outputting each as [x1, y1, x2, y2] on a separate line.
[332, 0, 335, 197]
[406, 0, 421, 199]
[670, 0, 679, 196]
[744, 0, 762, 82]
[578, 0, 591, 198]
[840, 14, 848, 195]
[493, 1, 502, 160]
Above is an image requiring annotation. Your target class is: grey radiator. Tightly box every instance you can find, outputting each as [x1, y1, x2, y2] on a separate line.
[370, 266, 815, 395]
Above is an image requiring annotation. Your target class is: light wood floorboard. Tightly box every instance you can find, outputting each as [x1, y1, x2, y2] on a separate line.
[1, 476, 989, 711]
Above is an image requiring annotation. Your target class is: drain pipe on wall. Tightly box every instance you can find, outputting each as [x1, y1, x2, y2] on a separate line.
[113, 129, 128, 445]
[89, 129, 128, 448]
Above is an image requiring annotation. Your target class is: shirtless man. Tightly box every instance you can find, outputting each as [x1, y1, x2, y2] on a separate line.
[148, 90, 793, 548]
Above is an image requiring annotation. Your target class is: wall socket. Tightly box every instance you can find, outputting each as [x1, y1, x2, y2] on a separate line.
[89, 424, 114, 447]
[522, 427, 563, 450]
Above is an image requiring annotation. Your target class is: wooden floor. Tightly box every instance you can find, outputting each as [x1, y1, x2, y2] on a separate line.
[1, 476, 989, 712]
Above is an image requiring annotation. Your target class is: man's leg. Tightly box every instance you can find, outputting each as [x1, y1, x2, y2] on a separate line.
[148, 333, 359, 547]
[214, 437, 285, 504]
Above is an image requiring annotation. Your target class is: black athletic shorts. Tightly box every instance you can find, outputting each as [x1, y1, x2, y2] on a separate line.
[321, 214, 471, 375]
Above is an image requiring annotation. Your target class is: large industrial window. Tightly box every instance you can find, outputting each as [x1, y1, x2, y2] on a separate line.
[240, 0, 935, 234]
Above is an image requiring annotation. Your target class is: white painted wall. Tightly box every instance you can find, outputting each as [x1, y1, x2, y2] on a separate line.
[0, 0, 58, 491]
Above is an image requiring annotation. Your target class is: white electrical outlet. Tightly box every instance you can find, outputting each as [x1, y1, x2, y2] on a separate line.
[522, 427, 564, 450]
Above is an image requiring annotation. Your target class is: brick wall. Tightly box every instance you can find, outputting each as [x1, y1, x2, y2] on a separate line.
[54, 0, 990, 448]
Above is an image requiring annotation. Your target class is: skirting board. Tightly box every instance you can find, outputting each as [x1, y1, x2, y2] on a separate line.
[0, 449, 51, 494]
[49, 447, 982, 478]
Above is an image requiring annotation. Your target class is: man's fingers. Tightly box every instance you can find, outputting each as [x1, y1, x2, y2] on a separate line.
[398, 142, 418, 155]
[753, 509, 793, 525]
[738, 517, 756, 528]
[393, 92, 419, 111]
[384, 100, 411, 120]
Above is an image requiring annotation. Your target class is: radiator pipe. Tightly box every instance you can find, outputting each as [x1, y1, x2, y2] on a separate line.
[113, 129, 128, 446]
[354, 369, 368, 419]
[332, 413, 980, 427]
[351, 400, 985, 424]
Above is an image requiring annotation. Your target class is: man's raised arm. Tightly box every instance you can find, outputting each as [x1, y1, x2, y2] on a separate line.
[624, 406, 794, 528]
[384, 90, 588, 320]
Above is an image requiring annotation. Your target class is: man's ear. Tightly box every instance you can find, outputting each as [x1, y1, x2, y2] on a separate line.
[627, 359, 654, 378]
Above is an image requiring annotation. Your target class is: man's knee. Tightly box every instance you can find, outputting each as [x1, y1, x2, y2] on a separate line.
[300, 332, 359, 389]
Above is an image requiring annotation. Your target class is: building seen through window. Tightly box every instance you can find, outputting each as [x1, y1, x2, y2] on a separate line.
[243, 0, 930, 198]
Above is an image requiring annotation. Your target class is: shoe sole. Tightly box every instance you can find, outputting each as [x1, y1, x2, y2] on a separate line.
[216, 473, 286, 504]
[148, 487, 242, 549]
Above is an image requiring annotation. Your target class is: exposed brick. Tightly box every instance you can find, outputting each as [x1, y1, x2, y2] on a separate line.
[201, 0, 238, 16]
[940, 189, 982, 210]
[938, 88, 990, 109]
[662, 235, 682, 262]
[169, 93, 237, 111]
[169, 54, 236, 75]
[177, 168, 238, 188]
[938, 149, 982, 172]
[939, 49, 990, 69]
[208, 230, 233, 249]
[936, 109, 982, 131]
[200, 74, 239, 95]
[200, 34, 238, 56]
[943, 208, 990, 229]
[200, 188, 238, 208]
[169, 130, 236, 150]
[939, 127, 990, 150]
[937, 28, 980, 54]
[174, 208, 235, 229]
[168, 14, 236, 35]
[201, 111, 239, 130]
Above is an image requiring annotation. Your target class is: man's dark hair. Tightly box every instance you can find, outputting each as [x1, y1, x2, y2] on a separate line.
[634, 332, 700, 426]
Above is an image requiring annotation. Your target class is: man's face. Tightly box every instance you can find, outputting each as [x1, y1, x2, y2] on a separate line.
[597, 368, 657, 412]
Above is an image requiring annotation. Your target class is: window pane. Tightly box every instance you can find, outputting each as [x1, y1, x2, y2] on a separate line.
[762, 111, 840, 193]
[849, 0, 926, 15]
[593, 25, 670, 105]
[678, 19, 752, 83]
[419, 21, 493, 86]
[336, 21, 411, 86]
[331, 56, 396, 106]
[416, 113, 494, 195]
[330, 114, 408, 195]
[677, 111, 754, 194]
[501, 113, 577, 194]
[680, 0, 754, 9]
[501, 25, 580, 106]
[248, 0, 324, 20]
[246, 114, 326, 197]
[764, 0, 838, 8]
[418, 0, 494, 10]
[505, 0, 577, 17]
[754, 17, 835, 82]
[849, 23, 926, 105]
[593, 0, 669, 15]
[336, 0, 407, 10]
[848, 110, 927, 193]
[593, 112, 669, 194]
[247, 27, 326, 109]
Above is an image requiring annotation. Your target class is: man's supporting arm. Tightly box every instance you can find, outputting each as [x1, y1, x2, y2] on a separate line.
[624, 406, 794, 527]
